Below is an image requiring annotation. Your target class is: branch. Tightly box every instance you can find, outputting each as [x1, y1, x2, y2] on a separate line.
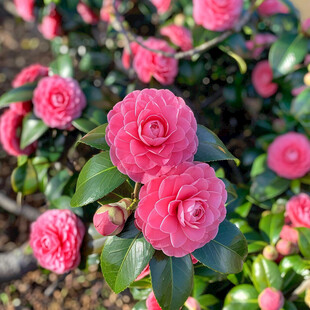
[112, 0, 258, 59]
[0, 243, 38, 283]
[0, 191, 40, 221]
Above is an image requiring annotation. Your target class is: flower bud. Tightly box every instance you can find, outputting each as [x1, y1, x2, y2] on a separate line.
[279, 225, 298, 244]
[258, 288, 284, 310]
[276, 239, 298, 256]
[302, 18, 310, 37]
[93, 198, 132, 236]
[185, 297, 201, 310]
[263, 245, 278, 261]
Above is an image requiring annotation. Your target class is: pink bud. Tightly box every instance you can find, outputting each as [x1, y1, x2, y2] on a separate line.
[258, 288, 284, 310]
[276, 239, 298, 256]
[93, 198, 132, 236]
[279, 225, 298, 244]
[302, 18, 310, 36]
[135, 264, 150, 281]
[185, 297, 201, 310]
[263, 245, 278, 261]
[77, 2, 99, 25]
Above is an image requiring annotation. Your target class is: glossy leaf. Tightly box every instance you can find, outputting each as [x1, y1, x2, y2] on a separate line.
[32, 156, 50, 192]
[297, 227, 310, 259]
[100, 233, 154, 293]
[150, 252, 193, 310]
[279, 255, 310, 278]
[45, 170, 71, 201]
[0, 83, 36, 108]
[250, 154, 267, 178]
[11, 160, 38, 195]
[269, 33, 308, 78]
[250, 169, 290, 202]
[71, 152, 127, 207]
[259, 212, 285, 245]
[193, 220, 247, 274]
[222, 178, 238, 206]
[291, 88, 310, 133]
[194, 125, 239, 164]
[98, 180, 133, 205]
[72, 118, 97, 133]
[78, 124, 109, 150]
[50, 54, 74, 78]
[20, 113, 48, 149]
[252, 255, 282, 292]
[223, 284, 259, 310]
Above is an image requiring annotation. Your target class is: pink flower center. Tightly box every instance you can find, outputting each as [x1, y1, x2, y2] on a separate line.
[51, 92, 66, 106]
[178, 199, 206, 228]
[284, 148, 299, 163]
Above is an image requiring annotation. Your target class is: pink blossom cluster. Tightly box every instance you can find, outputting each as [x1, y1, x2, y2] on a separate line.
[103, 88, 227, 257]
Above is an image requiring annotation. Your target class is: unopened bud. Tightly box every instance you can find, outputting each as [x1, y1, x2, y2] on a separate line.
[276, 239, 298, 256]
[93, 198, 132, 236]
[258, 288, 284, 310]
[185, 297, 201, 310]
[263, 245, 278, 261]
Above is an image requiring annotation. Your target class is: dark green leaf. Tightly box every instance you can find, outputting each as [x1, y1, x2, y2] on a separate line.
[223, 284, 259, 310]
[193, 220, 247, 274]
[20, 113, 48, 149]
[50, 54, 74, 78]
[72, 118, 98, 133]
[252, 255, 282, 292]
[98, 180, 133, 205]
[269, 33, 308, 78]
[194, 125, 239, 164]
[197, 294, 219, 309]
[259, 212, 285, 245]
[32, 156, 50, 192]
[117, 214, 140, 239]
[221, 178, 237, 205]
[291, 88, 310, 133]
[11, 160, 38, 195]
[71, 152, 127, 207]
[250, 169, 290, 202]
[0, 83, 36, 108]
[150, 252, 193, 310]
[78, 124, 109, 150]
[101, 233, 154, 293]
[297, 227, 310, 258]
[281, 268, 304, 295]
[45, 170, 71, 201]
[283, 301, 298, 310]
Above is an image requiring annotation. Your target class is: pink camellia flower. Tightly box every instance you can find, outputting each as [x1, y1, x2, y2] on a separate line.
[33, 75, 86, 129]
[133, 38, 178, 85]
[93, 199, 132, 236]
[258, 0, 289, 17]
[193, 0, 243, 32]
[280, 225, 299, 244]
[185, 297, 201, 310]
[39, 9, 62, 40]
[252, 60, 278, 98]
[105, 89, 198, 183]
[30, 209, 85, 274]
[267, 132, 310, 179]
[276, 239, 298, 256]
[0, 109, 36, 156]
[10, 101, 32, 116]
[146, 292, 162, 310]
[135, 264, 150, 281]
[160, 25, 193, 51]
[12, 64, 49, 88]
[258, 288, 284, 310]
[77, 2, 99, 25]
[286, 193, 310, 228]
[150, 0, 171, 14]
[246, 33, 276, 59]
[135, 162, 227, 257]
[122, 41, 140, 70]
[14, 0, 35, 22]
[291, 85, 307, 97]
[100, 0, 120, 23]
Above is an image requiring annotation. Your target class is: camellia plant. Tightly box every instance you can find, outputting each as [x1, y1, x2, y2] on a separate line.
[1, 0, 310, 309]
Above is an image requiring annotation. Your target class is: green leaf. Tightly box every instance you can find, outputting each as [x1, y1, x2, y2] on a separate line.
[252, 255, 283, 292]
[269, 33, 308, 78]
[194, 125, 239, 164]
[279, 255, 310, 278]
[45, 170, 71, 201]
[193, 220, 248, 274]
[20, 113, 48, 149]
[0, 83, 36, 108]
[297, 227, 310, 259]
[291, 88, 310, 133]
[78, 124, 109, 150]
[11, 160, 38, 195]
[281, 268, 304, 295]
[50, 54, 74, 78]
[250, 169, 290, 202]
[150, 252, 193, 310]
[221, 178, 237, 205]
[72, 118, 97, 133]
[32, 156, 50, 192]
[250, 154, 267, 178]
[133, 300, 147, 310]
[223, 284, 259, 310]
[259, 212, 285, 245]
[71, 152, 127, 207]
[100, 233, 154, 293]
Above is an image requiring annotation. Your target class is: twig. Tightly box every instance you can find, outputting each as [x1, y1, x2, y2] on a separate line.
[0, 191, 40, 221]
[112, 0, 258, 59]
[133, 182, 141, 200]
[0, 243, 38, 283]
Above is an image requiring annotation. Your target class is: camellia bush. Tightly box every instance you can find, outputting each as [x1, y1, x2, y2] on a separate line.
[0, 0, 310, 309]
